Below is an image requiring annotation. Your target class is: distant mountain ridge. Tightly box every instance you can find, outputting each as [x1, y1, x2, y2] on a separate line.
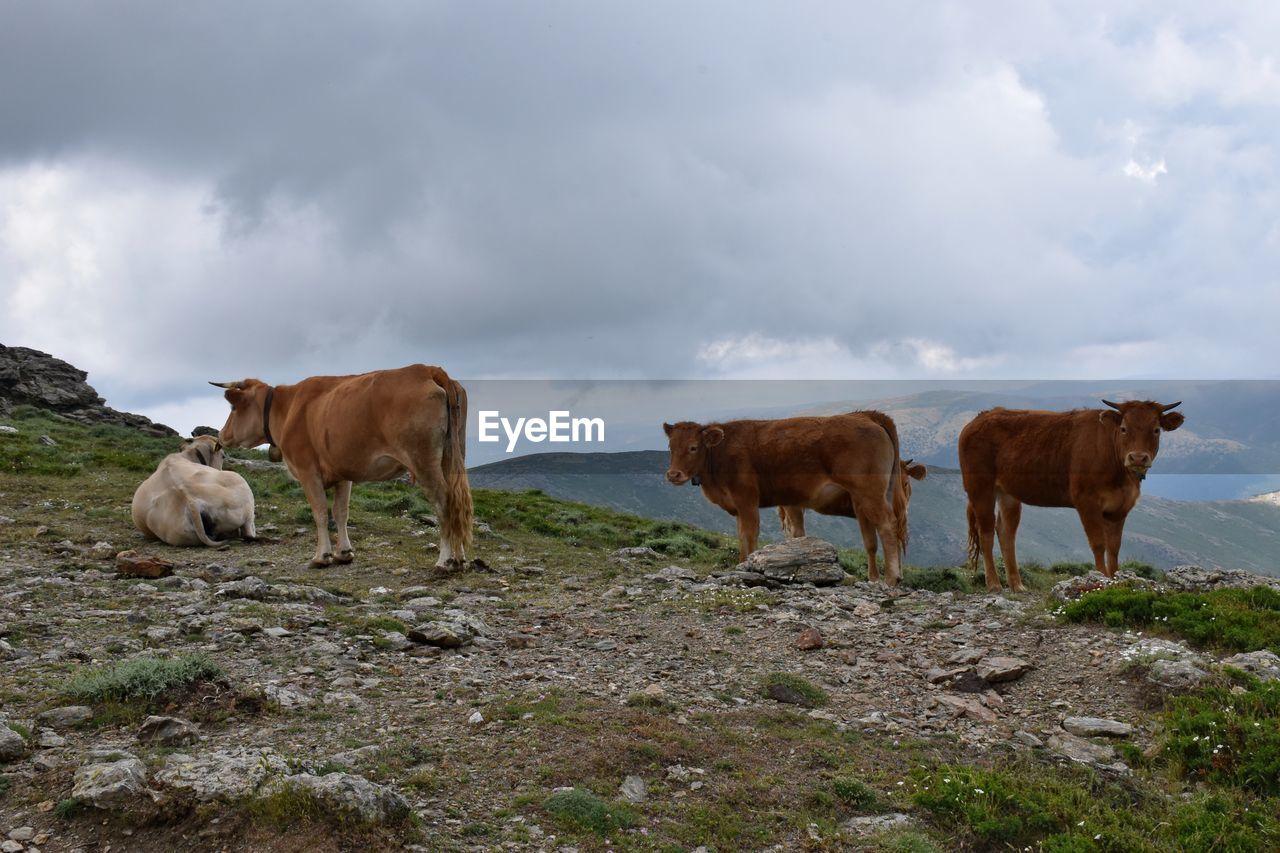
[469, 450, 1280, 574]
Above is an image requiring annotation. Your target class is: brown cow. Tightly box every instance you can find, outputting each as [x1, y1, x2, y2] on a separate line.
[778, 457, 927, 581]
[212, 364, 472, 569]
[664, 411, 904, 584]
[959, 400, 1184, 592]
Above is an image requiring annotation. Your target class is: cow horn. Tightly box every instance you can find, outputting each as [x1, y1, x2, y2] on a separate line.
[903, 458, 914, 466]
[1161, 401, 1182, 412]
[1101, 399, 1123, 411]
[209, 381, 236, 389]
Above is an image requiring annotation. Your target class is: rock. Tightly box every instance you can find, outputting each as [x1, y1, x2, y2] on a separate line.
[71, 758, 155, 809]
[37, 705, 92, 729]
[1120, 637, 1203, 665]
[647, 565, 697, 583]
[6, 828, 34, 842]
[264, 684, 316, 710]
[934, 694, 998, 723]
[197, 563, 250, 583]
[1222, 650, 1280, 682]
[0, 726, 27, 762]
[329, 745, 382, 767]
[1148, 659, 1210, 691]
[976, 656, 1033, 683]
[0, 425, 15, 434]
[610, 546, 662, 561]
[408, 622, 465, 648]
[1048, 733, 1121, 768]
[468, 711, 484, 725]
[137, 715, 200, 746]
[89, 541, 115, 560]
[766, 682, 820, 708]
[1049, 569, 1159, 602]
[619, 775, 647, 803]
[191, 425, 219, 437]
[1, 841, 21, 853]
[1164, 565, 1280, 593]
[1014, 730, 1044, 748]
[35, 730, 65, 748]
[926, 666, 970, 685]
[38, 434, 58, 445]
[947, 647, 988, 666]
[0, 344, 176, 435]
[377, 630, 413, 651]
[795, 628, 824, 651]
[215, 576, 274, 600]
[1062, 717, 1133, 738]
[735, 537, 847, 586]
[843, 813, 915, 836]
[156, 748, 289, 800]
[115, 550, 174, 579]
[263, 773, 410, 825]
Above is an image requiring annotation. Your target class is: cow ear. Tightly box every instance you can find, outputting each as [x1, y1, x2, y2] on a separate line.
[1160, 411, 1185, 432]
[1099, 410, 1122, 427]
[906, 463, 927, 480]
[702, 426, 725, 447]
[663, 422, 674, 437]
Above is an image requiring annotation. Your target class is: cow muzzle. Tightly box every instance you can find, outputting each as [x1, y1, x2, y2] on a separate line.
[666, 470, 689, 485]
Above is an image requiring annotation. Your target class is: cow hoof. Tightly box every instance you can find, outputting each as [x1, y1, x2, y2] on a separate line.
[986, 584, 1003, 593]
[334, 549, 355, 564]
[310, 553, 334, 568]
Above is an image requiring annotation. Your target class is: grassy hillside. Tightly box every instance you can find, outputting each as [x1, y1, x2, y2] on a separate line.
[469, 450, 1280, 573]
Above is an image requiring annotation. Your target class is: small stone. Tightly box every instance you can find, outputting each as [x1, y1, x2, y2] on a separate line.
[1, 840, 22, 853]
[36, 730, 66, 748]
[935, 694, 998, 723]
[976, 656, 1033, 683]
[36, 705, 93, 729]
[1148, 659, 1210, 691]
[71, 758, 154, 809]
[137, 715, 200, 746]
[925, 666, 969, 685]
[594, 639, 617, 651]
[619, 775, 647, 803]
[7, 828, 34, 842]
[1062, 717, 1133, 738]
[1014, 730, 1044, 748]
[263, 626, 292, 639]
[1048, 733, 1121, 768]
[795, 628, 824, 651]
[1222, 650, 1280, 682]
[736, 537, 847, 586]
[947, 647, 988, 666]
[468, 711, 484, 725]
[38, 434, 57, 446]
[843, 813, 915, 836]
[639, 684, 666, 699]
[115, 550, 174, 579]
[0, 726, 27, 762]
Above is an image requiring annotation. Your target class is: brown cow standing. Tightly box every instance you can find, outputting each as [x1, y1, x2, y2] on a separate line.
[778, 456, 927, 582]
[664, 411, 904, 584]
[212, 364, 472, 569]
[959, 400, 1184, 592]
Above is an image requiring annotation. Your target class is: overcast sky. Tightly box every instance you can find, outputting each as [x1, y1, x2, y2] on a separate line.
[2, 2, 1278, 434]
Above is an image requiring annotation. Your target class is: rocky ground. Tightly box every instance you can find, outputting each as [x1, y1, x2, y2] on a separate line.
[4, 513, 1274, 852]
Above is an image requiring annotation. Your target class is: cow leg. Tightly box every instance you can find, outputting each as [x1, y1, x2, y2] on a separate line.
[852, 494, 900, 586]
[1075, 504, 1109, 575]
[1102, 512, 1127, 577]
[857, 514, 880, 582]
[970, 492, 1001, 592]
[996, 492, 1025, 593]
[332, 480, 355, 563]
[300, 476, 335, 567]
[736, 503, 760, 561]
[413, 465, 462, 566]
[779, 506, 806, 538]
[240, 514, 257, 541]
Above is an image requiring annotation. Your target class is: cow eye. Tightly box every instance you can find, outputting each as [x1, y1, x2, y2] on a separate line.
[689, 445, 698, 453]
[1120, 426, 1127, 433]
[1152, 427, 1160, 435]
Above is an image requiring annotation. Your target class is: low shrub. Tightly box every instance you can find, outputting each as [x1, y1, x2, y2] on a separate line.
[1060, 586, 1280, 654]
[63, 654, 224, 703]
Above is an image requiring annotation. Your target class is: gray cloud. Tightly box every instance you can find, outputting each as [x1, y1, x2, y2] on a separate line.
[1, 1, 1277, 432]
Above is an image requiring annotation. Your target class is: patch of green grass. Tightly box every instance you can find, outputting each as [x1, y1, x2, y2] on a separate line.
[625, 692, 676, 713]
[0, 406, 175, 477]
[901, 567, 971, 594]
[54, 798, 84, 819]
[1163, 675, 1280, 794]
[761, 672, 828, 708]
[0, 774, 9, 798]
[63, 653, 224, 703]
[472, 489, 734, 562]
[831, 777, 885, 811]
[542, 788, 638, 837]
[5, 722, 31, 741]
[1060, 585, 1280, 654]
[681, 587, 773, 614]
[912, 761, 1280, 851]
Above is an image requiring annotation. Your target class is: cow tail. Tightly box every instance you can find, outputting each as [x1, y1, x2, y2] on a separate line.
[437, 370, 474, 556]
[865, 411, 905, 556]
[966, 502, 980, 570]
[186, 502, 227, 549]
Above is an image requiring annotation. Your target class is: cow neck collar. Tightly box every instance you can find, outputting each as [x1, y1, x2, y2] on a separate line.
[262, 386, 276, 448]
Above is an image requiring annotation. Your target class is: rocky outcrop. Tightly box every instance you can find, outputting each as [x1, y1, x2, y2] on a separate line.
[0, 344, 176, 436]
[719, 537, 848, 587]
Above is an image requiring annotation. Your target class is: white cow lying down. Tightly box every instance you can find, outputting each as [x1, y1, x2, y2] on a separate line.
[131, 436, 256, 547]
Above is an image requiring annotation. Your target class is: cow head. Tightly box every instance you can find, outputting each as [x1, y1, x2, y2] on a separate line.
[900, 459, 927, 502]
[663, 421, 723, 486]
[1099, 400, 1184, 480]
[210, 379, 271, 449]
[179, 435, 225, 469]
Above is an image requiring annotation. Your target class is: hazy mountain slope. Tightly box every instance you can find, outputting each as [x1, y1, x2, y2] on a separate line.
[469, 451, 1280, 573]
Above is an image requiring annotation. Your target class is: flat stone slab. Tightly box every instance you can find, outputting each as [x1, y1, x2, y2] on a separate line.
[1062, 716, 1133, 738]
[72, 758, 155, 809]
[155, 748, 288, 800]
[735, 537, 847, 586]
[976, 656, 1033, 683]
